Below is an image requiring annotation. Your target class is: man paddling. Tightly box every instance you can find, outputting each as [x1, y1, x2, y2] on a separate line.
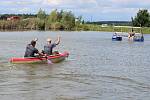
[24, 38, 43, 57]
[43, 36, 60, 55]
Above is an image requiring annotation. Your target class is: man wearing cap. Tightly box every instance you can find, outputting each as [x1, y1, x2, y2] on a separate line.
[24, 38, 43, 57]
[43, 36, 60, 55]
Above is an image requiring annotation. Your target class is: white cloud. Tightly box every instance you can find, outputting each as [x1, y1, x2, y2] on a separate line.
[1, 0, 150, 20]
[42, 0, 98, 9]
[46, 0, 63, 5]
[0, 1, 13, 5]
[18, 8, 31, 13]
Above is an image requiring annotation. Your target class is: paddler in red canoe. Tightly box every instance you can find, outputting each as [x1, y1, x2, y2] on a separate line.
[43, 36, 60, 55]
[24, 38, 44, 57]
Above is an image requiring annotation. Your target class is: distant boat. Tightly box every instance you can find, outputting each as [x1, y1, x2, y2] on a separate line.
[128, 27, 144, 42]
[112, 26, 124, 41]
[133, 33, 144, 42]
[112, 32, 122, 41]
[112, 26, 144, 42]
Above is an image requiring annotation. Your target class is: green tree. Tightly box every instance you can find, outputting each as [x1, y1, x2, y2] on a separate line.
[37, 19, 45, 30]
[46, 9, 60, 30]
[61, 11, 75, 30]
[37, 9, 46, 30]
[48, 9, 59, 23]
[37, 8, 46, 20]
[57, 10, 63, 22]
[132, 9, 150, 27]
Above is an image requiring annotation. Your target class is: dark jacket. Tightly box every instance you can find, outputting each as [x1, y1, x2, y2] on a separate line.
[24, 44, 38, 57]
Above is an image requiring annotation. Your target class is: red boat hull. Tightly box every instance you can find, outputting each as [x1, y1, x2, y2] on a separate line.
[10, 52, 69, 64]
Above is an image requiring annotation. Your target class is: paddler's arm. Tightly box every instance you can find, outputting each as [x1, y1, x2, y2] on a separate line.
[35, 48, 45, 56]
[55, 36, 60, 45]
[38, 52, 44, 56]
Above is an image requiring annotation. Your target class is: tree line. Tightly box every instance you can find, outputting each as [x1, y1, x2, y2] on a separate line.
[0, 9, 84, 31]
[0, 9, 150, 31]
[87, 21, 132, 26]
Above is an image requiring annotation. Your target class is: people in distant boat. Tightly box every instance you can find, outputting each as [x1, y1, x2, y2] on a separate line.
[114, 32, 117, 36]
[128, 32, 135, 39]
[128, 28, 135, 40]
[43, 36, 60, 55]
[24, 38, 44, 57]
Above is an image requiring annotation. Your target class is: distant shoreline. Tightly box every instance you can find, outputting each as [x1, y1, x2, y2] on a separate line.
[0, 25, 149, 34]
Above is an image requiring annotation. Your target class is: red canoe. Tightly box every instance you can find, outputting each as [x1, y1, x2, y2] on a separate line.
[10, 52, 69, 64]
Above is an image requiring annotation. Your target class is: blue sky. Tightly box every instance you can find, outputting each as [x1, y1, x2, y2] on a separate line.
[0, 0, 149, 21]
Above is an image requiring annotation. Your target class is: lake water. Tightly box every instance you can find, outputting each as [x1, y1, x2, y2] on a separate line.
[0, 31, 150, 100]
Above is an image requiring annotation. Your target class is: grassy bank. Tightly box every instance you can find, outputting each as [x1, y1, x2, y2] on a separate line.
[79, 24, 150, 34]
[0, 19, 150, 34]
